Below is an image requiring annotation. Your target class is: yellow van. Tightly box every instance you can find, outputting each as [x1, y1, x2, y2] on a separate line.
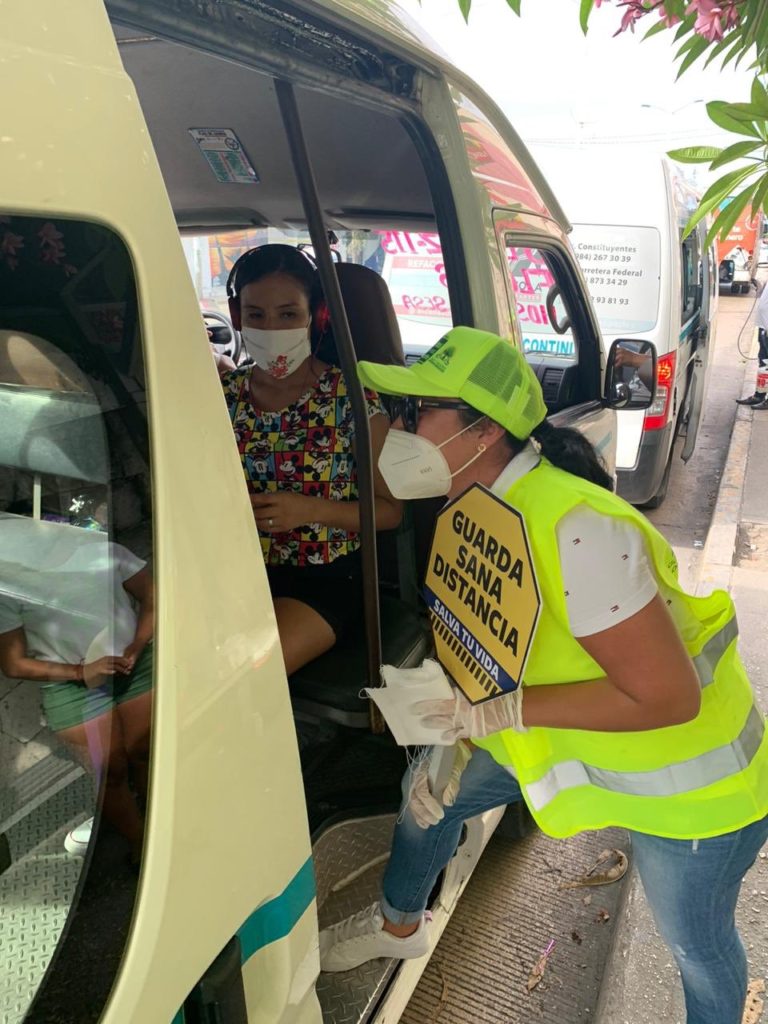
[0, 3, 636, 1022]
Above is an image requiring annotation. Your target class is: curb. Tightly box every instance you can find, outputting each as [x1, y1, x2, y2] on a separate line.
[594, 332, 758, 1024]
[695, 352, 756, 596]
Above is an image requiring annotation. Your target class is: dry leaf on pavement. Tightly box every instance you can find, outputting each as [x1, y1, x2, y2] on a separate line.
[527, 939, 555, 993]
[559, 849, 629, 890]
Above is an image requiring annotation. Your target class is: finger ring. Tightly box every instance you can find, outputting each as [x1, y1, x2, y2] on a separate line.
[268, 517, 273, 528]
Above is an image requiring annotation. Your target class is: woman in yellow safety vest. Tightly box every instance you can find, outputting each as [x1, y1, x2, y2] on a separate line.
[319, 327, 768, 1024]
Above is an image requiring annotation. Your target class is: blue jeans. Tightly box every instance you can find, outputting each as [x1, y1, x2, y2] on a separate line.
[380, 747, 768, 1024]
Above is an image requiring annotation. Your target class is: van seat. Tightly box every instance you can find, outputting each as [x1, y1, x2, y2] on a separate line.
[289, 595, 429, 727]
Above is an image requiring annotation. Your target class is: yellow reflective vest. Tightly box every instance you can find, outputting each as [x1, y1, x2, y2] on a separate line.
[472, 459, 768, 840]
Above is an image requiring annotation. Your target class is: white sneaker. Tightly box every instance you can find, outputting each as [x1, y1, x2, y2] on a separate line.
[64, 817, 93, 856]
[319, 902, 430, 973]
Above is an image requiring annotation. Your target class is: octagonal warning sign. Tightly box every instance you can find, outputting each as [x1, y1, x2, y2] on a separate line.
[423, 484, 541, 705]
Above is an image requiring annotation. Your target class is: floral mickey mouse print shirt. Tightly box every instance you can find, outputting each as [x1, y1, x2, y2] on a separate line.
[222, 365, 384, 567]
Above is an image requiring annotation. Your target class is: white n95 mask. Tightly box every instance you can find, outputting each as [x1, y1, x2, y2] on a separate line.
[378, 425, 486, 500]
[241, 326, 311, 379]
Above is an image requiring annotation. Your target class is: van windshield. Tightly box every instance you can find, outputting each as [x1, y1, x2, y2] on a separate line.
[569, 224, 661, 335]
[182, 228, 452, 360]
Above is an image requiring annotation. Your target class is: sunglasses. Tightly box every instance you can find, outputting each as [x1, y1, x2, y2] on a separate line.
[393, 397, 473, 433]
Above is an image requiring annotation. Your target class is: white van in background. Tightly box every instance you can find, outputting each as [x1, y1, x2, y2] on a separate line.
[533, 147, 717, 507]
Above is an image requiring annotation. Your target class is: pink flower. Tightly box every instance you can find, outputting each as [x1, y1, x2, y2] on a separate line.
[38, 221, 64, 246]
[38, 221, 67, 265]
[723, 1, 741, 27]
[1, 230, 24, 271]
[684, 0, 728, 38]
[614, 3, 647, 34]
[1, 230, 24, 257]
[694, 8, 725, 38]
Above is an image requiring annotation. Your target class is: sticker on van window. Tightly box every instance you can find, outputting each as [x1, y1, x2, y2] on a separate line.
[189, 129, 259, 185]
[379, 232, 451, 323]
[523, 336, 575, 358]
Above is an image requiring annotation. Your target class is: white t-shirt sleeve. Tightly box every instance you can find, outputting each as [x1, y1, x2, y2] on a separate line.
[556, 506, 658, 637]
[0, 597, 23, 636]
[110, 543, 146, 584]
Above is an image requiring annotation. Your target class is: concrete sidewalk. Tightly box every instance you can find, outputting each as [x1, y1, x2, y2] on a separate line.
[595, 347, 768, 1024]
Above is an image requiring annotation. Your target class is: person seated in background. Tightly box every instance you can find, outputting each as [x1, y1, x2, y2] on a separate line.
[221, 244, 401, 675]
[0, 516, 154, 862]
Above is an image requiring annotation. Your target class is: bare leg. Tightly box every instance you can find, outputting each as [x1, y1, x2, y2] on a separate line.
[115, 689, 153, 808]
[273, 596, 336, 675]
[57, 711, 144, 851]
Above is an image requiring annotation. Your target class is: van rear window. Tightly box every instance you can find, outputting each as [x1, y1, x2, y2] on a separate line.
[570, 225, 661, 335]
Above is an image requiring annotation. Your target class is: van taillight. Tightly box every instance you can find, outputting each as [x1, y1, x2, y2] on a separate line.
[643, 351, 676, 431]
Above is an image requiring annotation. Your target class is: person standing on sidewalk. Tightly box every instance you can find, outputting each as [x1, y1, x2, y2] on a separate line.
[737, 280, 768, 408]
[319, 328, 768, 1024]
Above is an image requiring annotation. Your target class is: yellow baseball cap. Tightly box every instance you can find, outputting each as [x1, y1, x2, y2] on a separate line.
[357, 326, 547, 440]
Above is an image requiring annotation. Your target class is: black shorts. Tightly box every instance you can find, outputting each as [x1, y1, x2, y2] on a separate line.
[266, 548, 363, 640]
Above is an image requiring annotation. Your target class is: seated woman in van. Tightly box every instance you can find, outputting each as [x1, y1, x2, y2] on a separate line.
[221, 244, 401, 675]
[0, 518, 153, 862]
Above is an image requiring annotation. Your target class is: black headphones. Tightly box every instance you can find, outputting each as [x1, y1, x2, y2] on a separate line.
[225, 244, 319, 300]
[225, 243, 332, 338]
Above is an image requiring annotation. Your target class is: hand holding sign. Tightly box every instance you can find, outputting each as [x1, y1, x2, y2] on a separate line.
[415, 685, 526, 743]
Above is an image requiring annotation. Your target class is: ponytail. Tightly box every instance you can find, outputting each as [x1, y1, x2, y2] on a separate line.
[529, 420, 613, 491]
[457, 406, 614, 492]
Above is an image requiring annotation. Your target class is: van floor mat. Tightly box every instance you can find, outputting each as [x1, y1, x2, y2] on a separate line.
[313, 814, 399, 1024]
[401, 826, 628, 1024]
[303, 732, 407, 834]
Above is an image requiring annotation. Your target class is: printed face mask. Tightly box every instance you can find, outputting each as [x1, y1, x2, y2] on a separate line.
[378, 425, 486, 500]
[241, 325, 311, 379]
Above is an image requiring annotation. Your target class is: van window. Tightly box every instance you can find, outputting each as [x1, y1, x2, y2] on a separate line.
[569, 224, 662, 334]
[497, 235, 602, 413]
[183, 227, 452, 362]
[681, 229, 702, 325]
[504, 243, 576, 362]
[0, 213, 152, 1024]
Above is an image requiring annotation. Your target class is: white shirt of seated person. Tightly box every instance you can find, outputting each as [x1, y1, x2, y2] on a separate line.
[0, 513, 145, 669]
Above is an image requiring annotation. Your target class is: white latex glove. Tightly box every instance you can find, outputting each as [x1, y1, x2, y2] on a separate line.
[414, 685, 526, 743]
[407, 742, 473, 829]
[442, 740, 473, 807]
[367, 660, 456, 747]
[380, 659, 452, 690]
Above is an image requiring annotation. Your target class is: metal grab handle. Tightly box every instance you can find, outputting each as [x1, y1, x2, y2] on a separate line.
[274, 79, 384, 731]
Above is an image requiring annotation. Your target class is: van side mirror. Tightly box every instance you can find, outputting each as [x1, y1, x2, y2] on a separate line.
[719, 259, 735, 282]
[604, 339, 656, 410]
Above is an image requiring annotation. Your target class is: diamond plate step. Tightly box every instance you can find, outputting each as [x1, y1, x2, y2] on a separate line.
[0, 817, 88, 1024]
[0, 753, 85, 834]
[314, 815, 399, 1024]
